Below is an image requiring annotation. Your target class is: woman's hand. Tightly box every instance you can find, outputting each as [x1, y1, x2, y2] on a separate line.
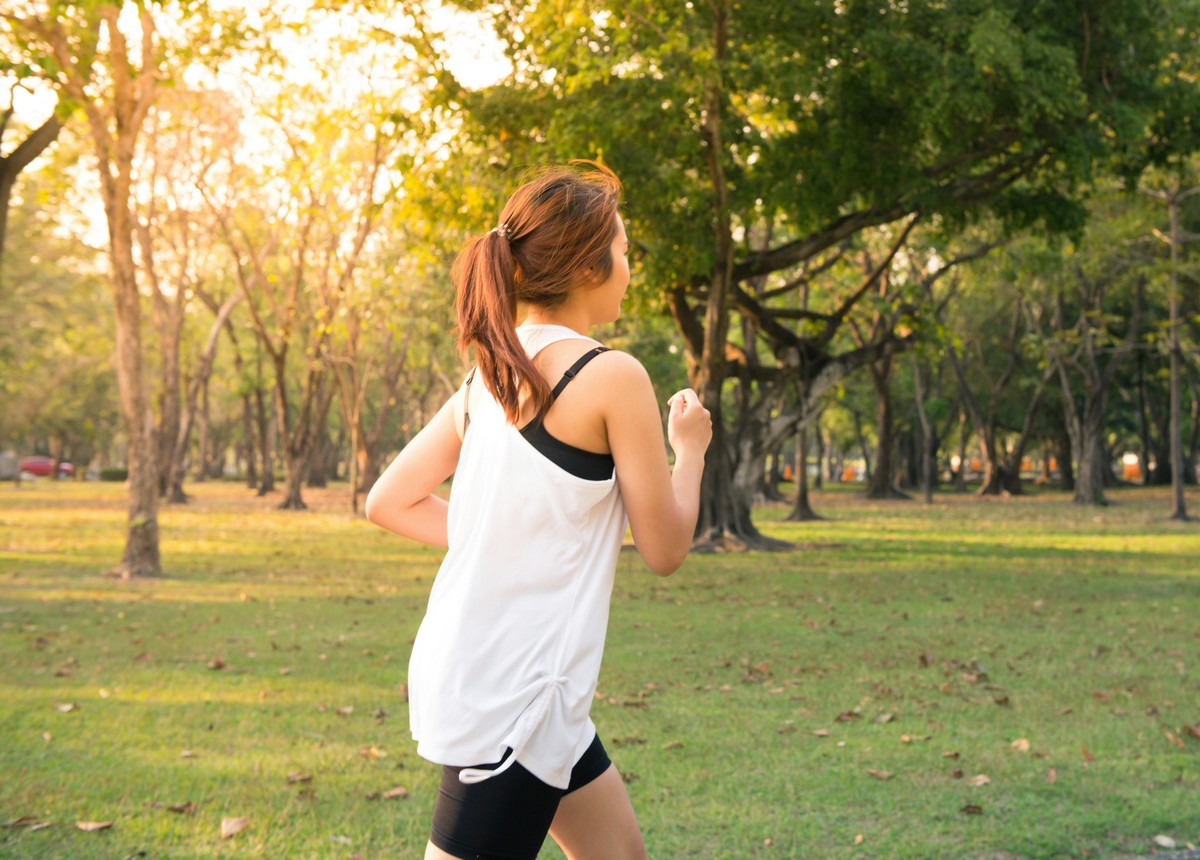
[666, 389, 712, 460]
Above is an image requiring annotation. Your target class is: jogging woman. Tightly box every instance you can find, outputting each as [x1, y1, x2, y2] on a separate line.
[365, 162, 711, 860]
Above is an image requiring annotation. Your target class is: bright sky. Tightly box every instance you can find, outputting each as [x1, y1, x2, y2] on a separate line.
[8, 1, 509, 245]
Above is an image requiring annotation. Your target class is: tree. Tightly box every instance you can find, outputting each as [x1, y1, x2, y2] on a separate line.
[406, 0, 1172, 547]
[11, 2, 166, 575]
[1140, 170, 1199, 519]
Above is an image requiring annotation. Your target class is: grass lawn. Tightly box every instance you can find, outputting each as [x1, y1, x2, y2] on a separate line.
[1, 480, 1198, 859]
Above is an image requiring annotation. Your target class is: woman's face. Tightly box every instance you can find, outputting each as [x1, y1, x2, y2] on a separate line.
[594, 214, 630, 321]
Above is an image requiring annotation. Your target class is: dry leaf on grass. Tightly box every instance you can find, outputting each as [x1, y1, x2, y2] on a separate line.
[53, 703, 78, 713]
[866, 769, 894, 781]
[286, 771, 313, 784]
[220, 817, 250, 839]
[812, 729, 831, 737]
[1046, 767, 1057, 785]
[3, 816, 48, 829]
[1081, 746, 1096, 762]
[662, 740, 684, 750]
[1153, 835, 1177, 849]
[1010, 738, 1030, 751]
[961, 804, 984, 815]
[873, 713, 894, 724]
[1166, 732, 1186, 749]
[358, 745, 386, 759]
[75, 821, 113, 832]
[382, 786, 409, 800]
[854, 834, 864, 845]
[965, 774, 991, 787]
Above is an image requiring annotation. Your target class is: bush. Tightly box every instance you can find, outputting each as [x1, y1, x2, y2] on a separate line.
[98, 467, 128, 482]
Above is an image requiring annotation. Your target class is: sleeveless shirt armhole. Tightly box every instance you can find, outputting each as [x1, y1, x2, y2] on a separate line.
[462, 368, 476, 435]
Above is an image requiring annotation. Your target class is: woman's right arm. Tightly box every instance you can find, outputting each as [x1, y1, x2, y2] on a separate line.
[601, 353, 712, 576]
[364, 390, 464, 547]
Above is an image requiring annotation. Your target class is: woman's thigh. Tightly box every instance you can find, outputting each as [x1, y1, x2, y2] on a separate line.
[548, 765, 645, 860]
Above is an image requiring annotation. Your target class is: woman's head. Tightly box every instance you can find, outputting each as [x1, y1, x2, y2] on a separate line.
[453, 161, 623, 423]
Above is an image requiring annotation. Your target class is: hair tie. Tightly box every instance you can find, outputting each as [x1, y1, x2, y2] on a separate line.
[490, 223, 511, 241]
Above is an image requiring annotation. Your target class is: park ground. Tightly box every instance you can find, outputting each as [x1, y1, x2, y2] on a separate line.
[1, 481, 1198, 859]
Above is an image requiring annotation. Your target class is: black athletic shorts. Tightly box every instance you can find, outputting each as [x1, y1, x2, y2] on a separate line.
[429, 733, 612, 860]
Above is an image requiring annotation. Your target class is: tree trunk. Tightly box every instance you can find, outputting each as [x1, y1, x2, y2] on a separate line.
[1166, 190, 1189, 519]
[0, 112, 62, 267]
[1073, 394, 1109, 505]
[242, 393, 257, 489]
[911, 356, 933, 504]
[254, 386, 275, 495]
[787, 417, 823, 521]
[866, 356, 908, 500]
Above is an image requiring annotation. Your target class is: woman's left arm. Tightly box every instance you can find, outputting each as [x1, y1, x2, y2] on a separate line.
[364, 392, 463, 547]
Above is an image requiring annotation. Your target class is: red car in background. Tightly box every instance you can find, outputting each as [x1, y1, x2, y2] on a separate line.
[19, 456, 75, 478]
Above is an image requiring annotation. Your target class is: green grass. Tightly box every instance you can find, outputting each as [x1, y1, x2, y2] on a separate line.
[1, 480, 1198, 859]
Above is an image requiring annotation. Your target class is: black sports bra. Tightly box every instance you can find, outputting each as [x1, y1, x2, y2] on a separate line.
[465, 347, 615, 481]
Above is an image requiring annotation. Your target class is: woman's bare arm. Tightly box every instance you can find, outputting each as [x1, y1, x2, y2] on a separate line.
[600, 353, 711, 576]
[364, 392, 463, 547]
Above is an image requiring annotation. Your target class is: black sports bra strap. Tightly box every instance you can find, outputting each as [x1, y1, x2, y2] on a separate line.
[551, 346, 610, 400]
[463, 367, 476, 434]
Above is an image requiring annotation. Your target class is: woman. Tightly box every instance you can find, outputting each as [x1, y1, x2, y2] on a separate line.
[365, 162, 711, 860]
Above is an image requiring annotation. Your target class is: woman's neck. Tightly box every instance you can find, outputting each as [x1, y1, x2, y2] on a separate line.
[521, 306, 594, 334]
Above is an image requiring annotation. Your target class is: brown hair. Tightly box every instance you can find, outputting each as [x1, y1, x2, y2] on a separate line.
[453, 161, 622, 423]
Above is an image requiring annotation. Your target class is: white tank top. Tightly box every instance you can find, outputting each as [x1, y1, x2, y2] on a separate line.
[407, 324, 627, 789]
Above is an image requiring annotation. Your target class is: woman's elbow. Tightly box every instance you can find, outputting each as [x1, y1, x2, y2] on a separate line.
[643, 547, 688, 577]
[363, 487, 384, 525]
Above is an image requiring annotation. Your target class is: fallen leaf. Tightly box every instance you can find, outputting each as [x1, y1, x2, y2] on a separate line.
[1010, 738, 1030, 752]
[2, 816, 42, 828]
[1166, 732, 1186, 749]
[812, 729, 831, 737]
[1185, 723, 1200, 740]
[994, 695, 1011, 707]
[941, 751, 960, 759]
[965, 774, 991, 787]
[358, 745, 386, 758]
[1080, 746, 1096, 763]
[1153, 835, 1177, 849]
[662, 740, 684, 750]
[220, 817, 250, 839]
[382, 786, 409, 800]
[1046, 767, 1057, 785]
[75, 821, 113, 832]
[866, 769, 894, 781]
[873, 713, 894, 724]
[53, 703, 78, 713]
[854, 833, 864, 845]
[180, 750, 197, 759]
[286, 771, 312, 784]
[960, 804, 983, 815]
[42, 732, 52, 742]
[207, 656, 225, 671]
[835, 710, 860, 722]
[949, 768, 964, 779]
[166, 802, 196, 814]
[336, 706, 354, 717]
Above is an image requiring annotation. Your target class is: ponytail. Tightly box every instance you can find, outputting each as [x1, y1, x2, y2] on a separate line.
[453, 161, 622, 426]
[453, 230, 552, 424]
